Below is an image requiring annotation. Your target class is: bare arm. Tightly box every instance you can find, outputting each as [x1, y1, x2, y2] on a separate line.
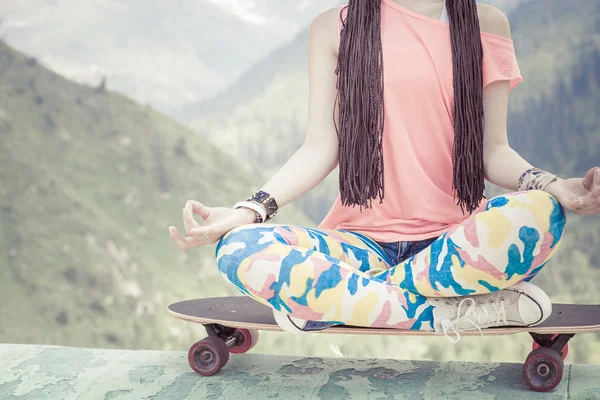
[260, 8, 341, 208]
[479, 4, 532, 190]
[482, 80, 532, 191]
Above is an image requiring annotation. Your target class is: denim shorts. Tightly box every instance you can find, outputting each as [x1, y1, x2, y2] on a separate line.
[376, 236, 439, 265]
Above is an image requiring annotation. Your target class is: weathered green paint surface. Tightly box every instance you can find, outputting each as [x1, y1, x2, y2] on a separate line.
[1, 344, 599, 399]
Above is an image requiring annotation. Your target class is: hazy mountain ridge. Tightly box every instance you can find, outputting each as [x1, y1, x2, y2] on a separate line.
[206, 0, 344, 24]
[0, 0, 343, 115]
[179, 24, 310, 120]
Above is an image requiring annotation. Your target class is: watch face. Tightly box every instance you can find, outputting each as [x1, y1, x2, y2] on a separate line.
[250, 191, 278, 217]
[266, 201, 277, 214]
[253, 191, 269, 202]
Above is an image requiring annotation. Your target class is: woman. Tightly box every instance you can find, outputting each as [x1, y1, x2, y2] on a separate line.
[170, 0, 600, 342]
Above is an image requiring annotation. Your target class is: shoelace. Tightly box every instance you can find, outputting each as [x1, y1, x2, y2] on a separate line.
[441, 298, 508, 343]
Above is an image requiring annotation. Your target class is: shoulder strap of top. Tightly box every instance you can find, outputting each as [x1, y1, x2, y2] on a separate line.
[439, 0, 449, 22]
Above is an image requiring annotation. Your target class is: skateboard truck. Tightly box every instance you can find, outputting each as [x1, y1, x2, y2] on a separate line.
[530, 333, 574, 357]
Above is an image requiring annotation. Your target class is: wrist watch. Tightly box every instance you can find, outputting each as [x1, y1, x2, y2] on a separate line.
[248, 191, 279, 222]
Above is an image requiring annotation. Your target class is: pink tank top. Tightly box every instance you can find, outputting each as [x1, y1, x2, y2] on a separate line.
[318, 0, 523, 242]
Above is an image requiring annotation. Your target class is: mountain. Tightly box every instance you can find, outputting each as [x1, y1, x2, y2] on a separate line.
[0, 40, 312, 350]
[0, 0, 343, 115]
[204, 0, 345, 24]
[507, 0, 600, 108]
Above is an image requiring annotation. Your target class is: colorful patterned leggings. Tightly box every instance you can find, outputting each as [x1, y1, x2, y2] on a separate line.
[215, 191, 566, 331]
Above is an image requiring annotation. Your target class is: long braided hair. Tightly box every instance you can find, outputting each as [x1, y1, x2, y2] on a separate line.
[335, 0, 485, 214]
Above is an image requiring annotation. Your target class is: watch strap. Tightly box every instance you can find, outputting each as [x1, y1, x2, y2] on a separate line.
[233, 201, 266, 223]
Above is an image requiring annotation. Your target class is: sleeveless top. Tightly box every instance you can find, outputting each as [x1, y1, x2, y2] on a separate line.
[318, 0, 523, 242]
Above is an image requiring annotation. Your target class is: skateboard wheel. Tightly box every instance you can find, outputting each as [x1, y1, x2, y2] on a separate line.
[229, 329, 260, 354]
[188, 336, 230, 376]
[523, 347, 564, 392]
[532, 335, 569, 360]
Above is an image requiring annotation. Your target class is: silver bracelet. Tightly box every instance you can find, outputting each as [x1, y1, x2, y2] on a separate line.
[233, 201, 267, 223]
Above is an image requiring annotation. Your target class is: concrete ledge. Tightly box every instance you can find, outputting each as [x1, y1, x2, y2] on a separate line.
[1, 344, 599, 399]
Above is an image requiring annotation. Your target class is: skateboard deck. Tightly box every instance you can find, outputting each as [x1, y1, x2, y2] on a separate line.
[168, 296, 600, 392]
[168, 296, 600, 336]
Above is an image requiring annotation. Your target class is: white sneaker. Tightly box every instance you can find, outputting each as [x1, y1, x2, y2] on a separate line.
[428, 281, 552, 343]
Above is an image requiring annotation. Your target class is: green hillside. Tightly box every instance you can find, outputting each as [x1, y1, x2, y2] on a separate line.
[0, 40, 312, 350]
[509, 0, 600, 106]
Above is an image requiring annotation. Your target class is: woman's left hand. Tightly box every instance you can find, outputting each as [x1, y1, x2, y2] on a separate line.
[544, 167, 600, 216]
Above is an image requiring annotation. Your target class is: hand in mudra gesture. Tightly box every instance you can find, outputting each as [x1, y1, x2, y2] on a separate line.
[169, 201, 255, 250]
[545, 167, 600, 216]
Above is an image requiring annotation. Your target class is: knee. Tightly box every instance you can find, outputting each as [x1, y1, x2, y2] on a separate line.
[217, 224, 250, 247]
[487, 190, 566, 245]
[215, 224, 279, 270]
[215, 224, 255, 260]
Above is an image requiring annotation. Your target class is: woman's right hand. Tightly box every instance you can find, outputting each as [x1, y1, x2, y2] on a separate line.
[169, 200, 256, 250]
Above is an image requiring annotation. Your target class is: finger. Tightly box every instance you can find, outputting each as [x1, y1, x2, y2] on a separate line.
[579, 194, 600, 214]
[572, 201, 600, 216]
[579, 192, 596, 207]
[189, 219, 234, 239]
[584, 167, 600, 191]
[577, 185, 600, 210]
[579, 204, 600, 216]
[183, 204, 201, 234]
[590, 186, 600, 199]
[187, 200, 211, 219]
[169, 226, 190, 249]
[593, 168, 600, 188]
[560, 196, 582, 212]
[172, 228, 203, 250]
[187, 226, 210, 238]
[563, 199, 593, 216]
[186, 229, 219, 246]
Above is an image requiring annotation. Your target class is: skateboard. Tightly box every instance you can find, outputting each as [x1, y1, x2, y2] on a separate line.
[168, 296, 600, 392]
